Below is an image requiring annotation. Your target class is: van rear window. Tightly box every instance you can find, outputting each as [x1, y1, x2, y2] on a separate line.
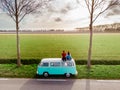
[67, 62, 74, 66]
[62, 62, 74, 66]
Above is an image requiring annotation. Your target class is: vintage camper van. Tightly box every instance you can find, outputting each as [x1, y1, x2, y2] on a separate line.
[37, 58, 78, 77]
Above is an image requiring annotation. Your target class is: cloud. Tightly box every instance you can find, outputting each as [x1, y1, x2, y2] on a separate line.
[54, 17, 62, 22]
[0, 4, 3, 13]
[94, 0, 120, 18]
[106, 6, 120, 17]
[48, 0, 79, 14]
[0, 9, 2, 13]
[0, 13, 15, 30]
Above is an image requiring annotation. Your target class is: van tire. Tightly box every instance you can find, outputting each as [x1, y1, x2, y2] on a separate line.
[65, 73, 71, 78]
[43, 72, 49, 77]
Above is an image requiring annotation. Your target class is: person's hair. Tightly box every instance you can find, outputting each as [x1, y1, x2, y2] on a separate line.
[68, 51, 70, 55]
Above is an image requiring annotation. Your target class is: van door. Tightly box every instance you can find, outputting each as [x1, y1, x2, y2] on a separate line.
[49, 62, 62, 75]
[38, 62, 50, 75]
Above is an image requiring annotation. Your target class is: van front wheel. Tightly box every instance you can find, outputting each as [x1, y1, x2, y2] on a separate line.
[43, 72, 49, 77]
[65, 73, 71, 78]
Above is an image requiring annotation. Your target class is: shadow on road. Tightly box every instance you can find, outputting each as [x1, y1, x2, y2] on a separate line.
[20, 67, 91, 90]
[20, 78, 76, 90]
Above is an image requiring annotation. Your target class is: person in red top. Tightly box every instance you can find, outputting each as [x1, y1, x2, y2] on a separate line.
[62, 50, 66, 61]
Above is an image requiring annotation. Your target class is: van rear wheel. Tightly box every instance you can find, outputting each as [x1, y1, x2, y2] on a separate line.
[43, 72, 49, 77]
[65, 73, 71, 78]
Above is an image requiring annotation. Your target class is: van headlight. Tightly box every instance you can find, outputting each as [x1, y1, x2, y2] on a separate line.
[76, 71, 78, 75]
[36, 71, 38, 74]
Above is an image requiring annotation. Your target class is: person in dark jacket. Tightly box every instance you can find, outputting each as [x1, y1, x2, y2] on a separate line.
[66, 51, 72, 60]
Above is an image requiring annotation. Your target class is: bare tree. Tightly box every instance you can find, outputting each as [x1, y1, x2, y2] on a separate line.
[0, 0, 51, 67]
[83, 0, 120, 68]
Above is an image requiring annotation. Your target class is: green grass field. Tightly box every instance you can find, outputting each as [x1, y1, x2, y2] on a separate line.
[1, 64, 120, 79]
[0, 33, 120, 61]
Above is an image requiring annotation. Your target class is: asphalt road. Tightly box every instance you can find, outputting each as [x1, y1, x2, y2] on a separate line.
[0, 78, 120, 90]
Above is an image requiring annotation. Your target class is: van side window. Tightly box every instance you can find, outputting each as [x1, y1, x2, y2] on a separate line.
[67, 62, 74, 66]
[62, 62, 67, 66]
[41, 62, 49, 67]
[62, 62, 74, 66]
[50, 62, 60, 67]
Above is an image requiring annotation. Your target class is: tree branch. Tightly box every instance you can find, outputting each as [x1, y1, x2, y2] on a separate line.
[93, 0, 119, 23]
[85, 0, 91, 14]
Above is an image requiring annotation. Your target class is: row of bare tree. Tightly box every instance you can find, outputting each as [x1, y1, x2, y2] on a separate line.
[76, 23, 120, 32]
[0, 0, 119, 68]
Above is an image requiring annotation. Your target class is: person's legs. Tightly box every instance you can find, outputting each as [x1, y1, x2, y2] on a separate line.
[62, 57, 66, 61]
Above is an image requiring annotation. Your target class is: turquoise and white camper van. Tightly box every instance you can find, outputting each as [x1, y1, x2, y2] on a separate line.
[37, 58, 78, 77]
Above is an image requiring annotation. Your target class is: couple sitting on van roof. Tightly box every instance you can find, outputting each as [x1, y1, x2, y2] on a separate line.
[62, 50, 72, 61]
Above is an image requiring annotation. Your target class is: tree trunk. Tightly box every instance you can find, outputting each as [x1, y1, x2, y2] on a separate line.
[16, 21, 21, 67]
[87, 0, 94, 69]
[87, 23, 93, 69]
[15, 0, 21, 67]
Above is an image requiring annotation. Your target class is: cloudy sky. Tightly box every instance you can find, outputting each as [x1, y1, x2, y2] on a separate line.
[0, 0, 120, 30]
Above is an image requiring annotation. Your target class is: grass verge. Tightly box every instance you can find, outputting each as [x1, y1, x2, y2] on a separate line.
[1, 64, 120, 79]
[0, 64, 37, 78]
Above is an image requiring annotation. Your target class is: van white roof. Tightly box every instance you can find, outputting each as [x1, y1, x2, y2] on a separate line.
[41, 58, 74, 62]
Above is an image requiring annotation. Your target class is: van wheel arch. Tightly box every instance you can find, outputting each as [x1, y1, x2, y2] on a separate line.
[43, 72, 49, 77]
[65, 73, 71, 78]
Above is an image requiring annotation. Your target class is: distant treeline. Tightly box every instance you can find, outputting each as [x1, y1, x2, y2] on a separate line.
[0, 29, 64, 32]
[76, 23, 120, 33]
[1, 23, 120, 33]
